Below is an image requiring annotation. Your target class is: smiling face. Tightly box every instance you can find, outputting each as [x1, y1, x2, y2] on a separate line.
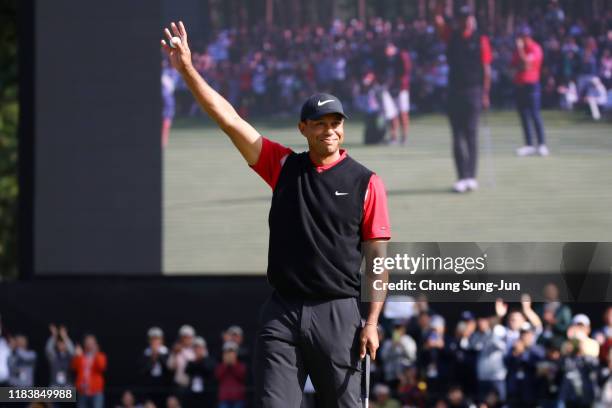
[298, 113, 345, 162]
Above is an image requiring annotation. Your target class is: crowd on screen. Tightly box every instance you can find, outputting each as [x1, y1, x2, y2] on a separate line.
[163, 0, 612, 125]
[2, 285, 612, 408]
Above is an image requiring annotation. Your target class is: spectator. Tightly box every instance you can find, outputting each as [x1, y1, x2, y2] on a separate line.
[371, 383, 401, 408]
[0, 316, 10, 386]
[504, 323, 545, 407]
[142, 400, 157, 408]
[116, 390, 142, 408]
[139, 327, 170, 408]
[535, 283, 572, 347]
[379, 320, 417, 391]
[165, 395, 181, 408]
[583, 76, 608, 120]
[378, 43, 404, 145]
[445, 384, 473, 408]
[8, 334, 36, 387]
[475, 318, 507, 402]
[72, 334, 107, 408]
[495, 296, 543, 350]
[215, 341, 246, 408]
[536, 341, 563, 408]
[222, 325, 249, 362]
[494, 300, 526, 351]
[396, 365, 426, 408]
[420, 314, 449, 395]
[167, 325, 196, 395]
[184, 336, 216, 408]
[357, 71, 386, 145]
[447, 311, 478, 396]
[408, 310, 432, 350]
[160, 3, 610, 121]
[512, 25, 548, 157]
[558, 79, 579, 110]
[595, 306, 612, 367]
[46, 324, 75, 387]
[565, 314, 600, 358]
[557, 314, 600, 407]
[596, 348, 612, 407]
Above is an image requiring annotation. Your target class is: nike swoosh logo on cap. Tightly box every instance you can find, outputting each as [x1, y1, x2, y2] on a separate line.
[317, 99, 334, 106]
[335, 191, 348, 196]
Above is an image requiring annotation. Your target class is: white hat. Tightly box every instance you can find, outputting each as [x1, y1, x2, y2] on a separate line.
[373, 384, 390, 396]
[147, 326, 164, 338]
[572, 314, 591, 327]
[193, 336, 207, 348]
[179, 324, 195, 337]
[430, 315, 445, 329]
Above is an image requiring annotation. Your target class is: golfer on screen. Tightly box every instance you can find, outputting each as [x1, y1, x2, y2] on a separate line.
[162, 22, 391, 407]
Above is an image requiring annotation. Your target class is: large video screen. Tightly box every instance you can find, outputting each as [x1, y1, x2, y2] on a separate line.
[160, 1, 612, 274]
[30, 0, 612, 276]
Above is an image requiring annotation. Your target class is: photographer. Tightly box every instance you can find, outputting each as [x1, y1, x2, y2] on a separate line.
[557, 314, 600, 408]
[504, 323, 544, 407]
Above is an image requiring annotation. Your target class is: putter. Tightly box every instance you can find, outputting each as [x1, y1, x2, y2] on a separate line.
[481, 111, 497, 189]
[362, 354, 370, 408]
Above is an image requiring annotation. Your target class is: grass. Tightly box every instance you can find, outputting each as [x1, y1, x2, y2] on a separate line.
[163, 110, 612, 274]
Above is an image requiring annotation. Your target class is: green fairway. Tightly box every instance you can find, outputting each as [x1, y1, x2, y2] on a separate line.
[163, 111, 612, 274]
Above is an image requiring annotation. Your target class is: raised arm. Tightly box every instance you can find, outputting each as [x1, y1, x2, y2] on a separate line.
[161, 21, 262, 165]
[433, 1, 449, 42]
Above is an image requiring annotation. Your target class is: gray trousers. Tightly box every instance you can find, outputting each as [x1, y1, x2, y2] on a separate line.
[253, 291, 363, 408]
[448, 87, 482, 180]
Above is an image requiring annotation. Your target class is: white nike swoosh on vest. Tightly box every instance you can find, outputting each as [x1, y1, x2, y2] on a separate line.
[317, 99, 334, 106]
[335, 191, 348, 196]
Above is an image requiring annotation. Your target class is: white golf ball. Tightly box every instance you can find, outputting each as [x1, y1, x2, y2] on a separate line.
[170, 36, 181, 48]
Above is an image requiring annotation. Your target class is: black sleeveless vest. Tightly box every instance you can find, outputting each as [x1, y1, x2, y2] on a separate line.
[447, 29, 484, 91]
[267, 152, 373, 299]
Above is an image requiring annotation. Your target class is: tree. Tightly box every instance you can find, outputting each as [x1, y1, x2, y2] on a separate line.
[0, 0, 18, 280]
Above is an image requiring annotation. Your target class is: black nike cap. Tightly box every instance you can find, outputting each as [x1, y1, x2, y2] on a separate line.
[300, 93, 348, 122]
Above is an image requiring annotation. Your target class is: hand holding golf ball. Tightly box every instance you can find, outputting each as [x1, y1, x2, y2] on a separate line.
[161, 21, 192, 73]
[169, 36, 181, 48]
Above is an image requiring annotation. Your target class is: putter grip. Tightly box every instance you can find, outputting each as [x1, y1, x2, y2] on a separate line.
[363, 354, 370, 408]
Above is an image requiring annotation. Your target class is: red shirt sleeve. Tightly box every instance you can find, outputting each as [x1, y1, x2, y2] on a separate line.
[249, 137, 293, 190]
[362, 174, 391, 241]
[480, 35, 492, 65]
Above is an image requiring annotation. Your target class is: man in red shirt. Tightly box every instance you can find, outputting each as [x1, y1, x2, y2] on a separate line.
[512, 26, 548, 157]
[215, 341, 246, 408]
[161, 21, 390, 407]
[72, 334, 107, 408]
